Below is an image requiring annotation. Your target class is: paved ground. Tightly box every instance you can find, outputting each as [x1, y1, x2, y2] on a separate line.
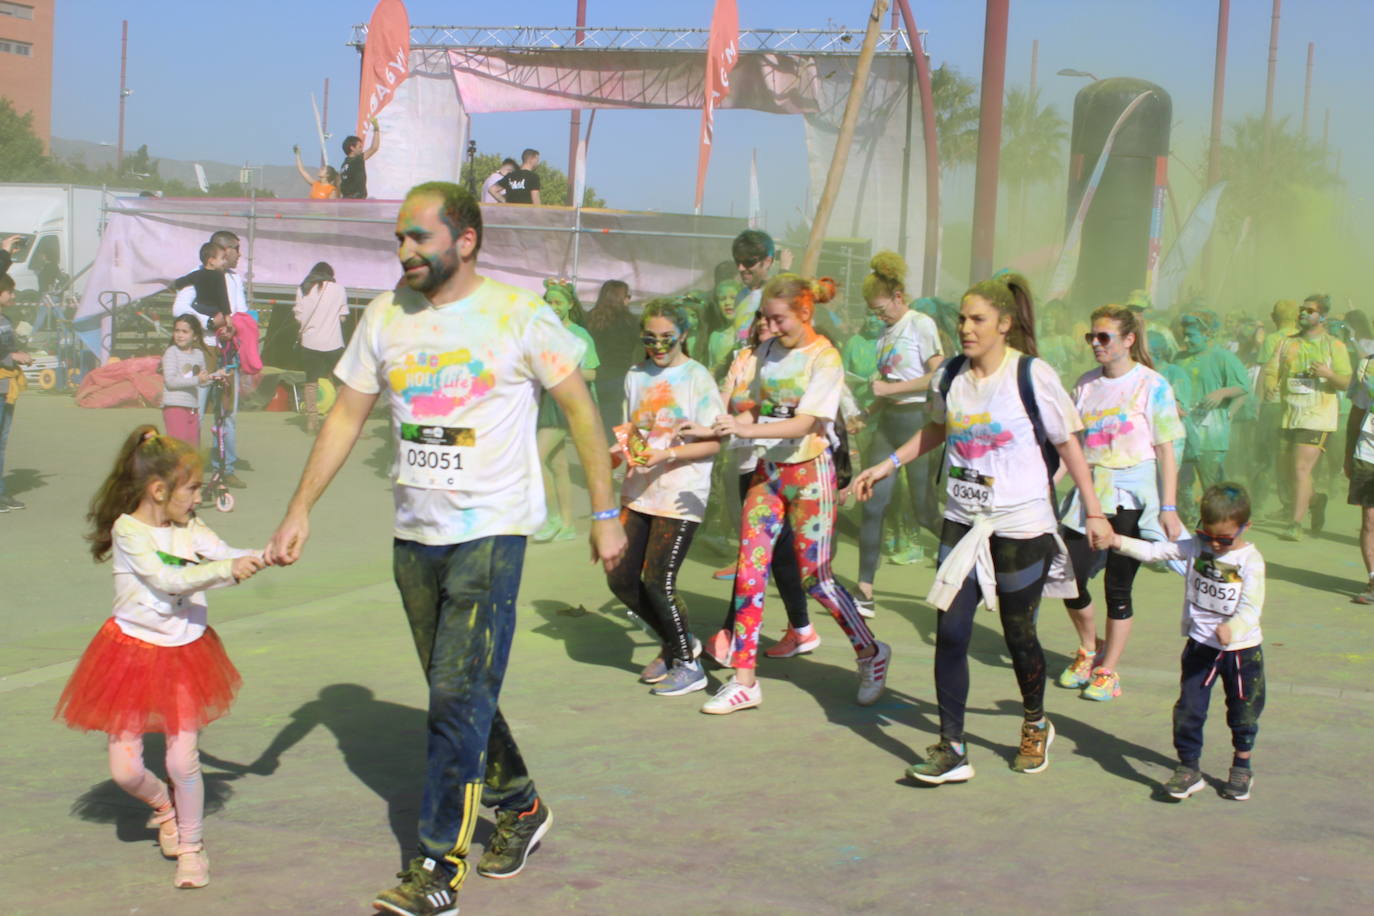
[3, 393, 1372, 914]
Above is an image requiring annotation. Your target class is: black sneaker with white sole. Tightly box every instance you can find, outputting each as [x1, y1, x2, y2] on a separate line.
[1163, 764, 1206, 800]
[906, 740, 975, 785]
[372, 856, 458, 916]
[476, 798, 551, 879]
[1219, 766, 1253, 801]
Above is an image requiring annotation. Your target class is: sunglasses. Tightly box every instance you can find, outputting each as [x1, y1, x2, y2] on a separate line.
[735, 258, 763, 270]
[641, 333, 680, 350]
[1084, 331, 1119, 347]
[1194, 525, 1245, 547]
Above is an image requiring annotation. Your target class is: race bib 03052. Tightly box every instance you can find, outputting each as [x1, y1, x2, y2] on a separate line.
[397, 423, 475, 490]
[1188, 559, 1242, 617]
[947, 465, 994, 511]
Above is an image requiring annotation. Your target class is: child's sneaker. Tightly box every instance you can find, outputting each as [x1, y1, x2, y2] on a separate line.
[1057, 646, 1096, 688]
[173, 843, 209, 889]
[1081, 667, 1122, 701]
[650, 659, 707, 696]
[477, 798, 552, 879]
[855, 641, 891, 706]
[1163, 764, 1206, 800]
[701, 677, 762, 715]
[1220, 766, 1253, 801]
[374, 856, 458, 915]
[148, 804, 178, 858]
[855, 596, 876, 618]
[764, 626, 821, 658]
[1011, 718, 1055, 773]
[906, 740, 975, 784]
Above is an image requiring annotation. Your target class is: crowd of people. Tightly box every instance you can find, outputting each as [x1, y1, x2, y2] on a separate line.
[49, 179, 1364, 915]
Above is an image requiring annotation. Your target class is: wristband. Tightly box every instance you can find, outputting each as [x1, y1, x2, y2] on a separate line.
[591, 508, 619, 521]
[888, 452, 902, 469]
[1160, 504, 1177, 512]
[1085, 514, 1107, 520]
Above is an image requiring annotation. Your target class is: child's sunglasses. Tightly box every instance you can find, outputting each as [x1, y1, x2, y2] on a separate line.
[641, 333, 680, 352]
[1194, 525, 1245, 547]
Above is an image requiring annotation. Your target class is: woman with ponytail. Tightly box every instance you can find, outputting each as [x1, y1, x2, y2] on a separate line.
[1055, 304, 1185, 703]
[853, 251, 945, 614]
[684, 274, 890, 715]
[852, 273, 1110, 784]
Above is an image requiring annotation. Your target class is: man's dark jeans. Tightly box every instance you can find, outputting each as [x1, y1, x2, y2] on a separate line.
[393, 535, 538, 888]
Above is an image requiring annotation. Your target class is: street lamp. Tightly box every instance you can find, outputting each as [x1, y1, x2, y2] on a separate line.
[1057, 67, 1099, 81]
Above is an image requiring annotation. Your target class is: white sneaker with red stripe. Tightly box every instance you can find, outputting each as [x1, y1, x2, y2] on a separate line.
[855, 641, 891, 706]
[700, 677, 762, 715]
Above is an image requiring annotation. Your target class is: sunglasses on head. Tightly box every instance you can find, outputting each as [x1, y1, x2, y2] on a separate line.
[1194, 525, 1245, 547]
[1084, 331, 1119, 347]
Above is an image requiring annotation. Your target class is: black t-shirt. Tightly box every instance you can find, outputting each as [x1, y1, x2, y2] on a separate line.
[499, 168, 541, 204]
[339, 154, 367, 199]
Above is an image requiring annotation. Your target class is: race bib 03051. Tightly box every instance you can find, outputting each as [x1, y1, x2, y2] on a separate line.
[948, 465, 994, 511]
[397, 423, 475, 490]
[1188, 559, 1242, 617]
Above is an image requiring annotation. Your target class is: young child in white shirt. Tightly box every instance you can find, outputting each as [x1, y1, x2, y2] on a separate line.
[1106, 481, 1265, 802]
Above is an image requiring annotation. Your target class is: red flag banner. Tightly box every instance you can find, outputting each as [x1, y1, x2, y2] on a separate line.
[694, 0, 739, 213]
[356, 0, 411, 139]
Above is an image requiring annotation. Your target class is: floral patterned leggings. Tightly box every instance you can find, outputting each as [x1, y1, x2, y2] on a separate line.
[728, 450, 876, 669]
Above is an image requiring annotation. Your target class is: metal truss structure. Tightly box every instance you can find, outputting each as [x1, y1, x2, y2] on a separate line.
[348, 25, 926, 56]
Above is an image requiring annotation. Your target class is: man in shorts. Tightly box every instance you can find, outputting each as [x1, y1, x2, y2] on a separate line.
[265, 182, 626, 916]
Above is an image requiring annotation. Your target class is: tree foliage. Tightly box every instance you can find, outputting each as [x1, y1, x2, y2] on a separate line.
[931, 64, 979, 173]
[0, 98, 48, 181]
[1000, 86, 1068, 190]
[460, 152, 606, 208]
[1218, 115, 1339, 232]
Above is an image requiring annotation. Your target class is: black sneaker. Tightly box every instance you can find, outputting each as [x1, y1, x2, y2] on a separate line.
[1220, 766, 1253, 801]
[476, 798, 552, 879]
[906, 740, 975, 785]
[0, 501, 8, 514]
[1163, 764, 1205, 800]
[1, 495, 24, 510]
[1310, 493, 1328, 534]
[372, 857, 458, 916]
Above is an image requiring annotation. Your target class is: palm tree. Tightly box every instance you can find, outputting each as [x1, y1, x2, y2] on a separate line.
[1000, 85, 1068, 253]
[932, 64, 979, 174]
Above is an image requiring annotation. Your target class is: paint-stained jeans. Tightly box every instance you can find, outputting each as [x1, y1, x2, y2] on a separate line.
[393, 536, 538, 889]
[606, 508, 698, 662]
[729, 450, 876, 669]
[1173, 638, 1266, 766]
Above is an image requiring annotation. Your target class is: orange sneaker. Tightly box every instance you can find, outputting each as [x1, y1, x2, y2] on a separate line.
[712, 564, 737, 580]
[764, 627, 822, 658]
[703, 629, 733, 668]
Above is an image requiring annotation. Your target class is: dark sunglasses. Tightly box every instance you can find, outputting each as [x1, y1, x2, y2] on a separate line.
[1194, 525, 1245, 547]
[641, 333, 680, 348]
[735, 257, 763, 270]
[1084, 331, 1119, 347]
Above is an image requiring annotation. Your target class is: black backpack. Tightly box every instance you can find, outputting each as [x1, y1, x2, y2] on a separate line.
[936, 353, 1062, 510]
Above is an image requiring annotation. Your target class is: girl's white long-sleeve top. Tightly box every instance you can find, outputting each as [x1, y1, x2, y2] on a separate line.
[110, 513, 255, 646]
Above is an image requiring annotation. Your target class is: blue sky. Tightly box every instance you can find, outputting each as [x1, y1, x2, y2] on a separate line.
[53, 0, 1370, 225]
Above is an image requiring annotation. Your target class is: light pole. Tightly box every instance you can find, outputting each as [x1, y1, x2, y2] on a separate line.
[116, 20, 130, 173]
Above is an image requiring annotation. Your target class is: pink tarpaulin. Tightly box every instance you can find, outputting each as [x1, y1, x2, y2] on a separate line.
[75, 197, 744, 359]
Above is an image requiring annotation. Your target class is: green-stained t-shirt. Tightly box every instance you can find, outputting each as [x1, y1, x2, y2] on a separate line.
[1176, 344, 1249, 452]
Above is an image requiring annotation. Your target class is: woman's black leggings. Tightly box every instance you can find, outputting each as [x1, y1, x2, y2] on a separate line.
[934, 520, 1056, 743]
[721, 471, 811, 631]
[606, 509, 699, 662]
[1061, 508, 1143, 620]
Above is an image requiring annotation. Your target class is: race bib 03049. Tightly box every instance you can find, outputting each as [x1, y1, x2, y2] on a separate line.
[947, 465, 994, 510]
[1188, 559, 1242, 617]
[397, 423, 475, 490]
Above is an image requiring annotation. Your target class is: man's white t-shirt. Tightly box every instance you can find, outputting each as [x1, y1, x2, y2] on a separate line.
[334, 278, 585, 546]
[876, 309, 943, 405]
[929, 349, 1082, 530]
[481, 171, 506, 203]
[620, 359, 725, 523]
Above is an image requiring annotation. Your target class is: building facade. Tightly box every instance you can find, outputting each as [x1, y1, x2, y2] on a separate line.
[0, 0, 53, 150]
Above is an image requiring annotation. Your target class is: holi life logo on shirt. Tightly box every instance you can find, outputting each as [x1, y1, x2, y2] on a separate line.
[632, 380, 688, 440]
[1083, 406, 1134, 449]
[947, 411, 1014, 459]
[387, 349, 497, 419]
[877, 342, 903, 375]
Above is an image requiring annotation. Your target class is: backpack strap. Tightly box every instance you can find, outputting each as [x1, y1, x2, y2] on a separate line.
[1017, 355, 1064, 518]
[933, 354, 967, 483]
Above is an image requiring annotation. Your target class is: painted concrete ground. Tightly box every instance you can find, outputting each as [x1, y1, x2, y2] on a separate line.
[2, 395, 1371, 914]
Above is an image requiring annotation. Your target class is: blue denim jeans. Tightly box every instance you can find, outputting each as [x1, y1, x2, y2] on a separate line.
[0, 399, 14, 496]
[393, 535, 538, 888]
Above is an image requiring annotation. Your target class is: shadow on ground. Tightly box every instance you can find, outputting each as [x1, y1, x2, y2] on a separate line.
[3, 467, 52, 497]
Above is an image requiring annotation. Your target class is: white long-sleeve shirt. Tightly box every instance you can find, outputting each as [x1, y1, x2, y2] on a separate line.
[1114, 535, 1264, 651]
[110, 514, 255, 646]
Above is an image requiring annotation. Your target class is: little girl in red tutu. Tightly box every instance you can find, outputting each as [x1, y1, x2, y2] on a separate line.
[55, 425, 267, 889]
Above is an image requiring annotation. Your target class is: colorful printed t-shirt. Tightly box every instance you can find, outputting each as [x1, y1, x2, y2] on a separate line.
[620, 359, 726, 523]
[1348, 356, 1374, 463]
[1266, 332, 1351, 432]
[929, 349, 1082, 527]
[1073, 364, 1184, 469]
[749, 335, 845, 465]
[335, 279, 584, 546]
[1115, 537, 1264, 651]
[1175, 344, 1249, 452]
[876, 308, 943, 405]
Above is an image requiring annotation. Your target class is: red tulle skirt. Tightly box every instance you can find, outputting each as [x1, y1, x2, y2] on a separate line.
[55, 618, 241, 736]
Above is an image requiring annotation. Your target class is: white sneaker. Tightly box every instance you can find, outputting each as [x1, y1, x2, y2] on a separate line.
[855, 641, 891, 706]
[855, 597, 876, 619]
[700, 677, 762, 715]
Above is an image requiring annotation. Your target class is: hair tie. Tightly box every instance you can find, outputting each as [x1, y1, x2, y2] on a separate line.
[141, 430, 158, 444]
